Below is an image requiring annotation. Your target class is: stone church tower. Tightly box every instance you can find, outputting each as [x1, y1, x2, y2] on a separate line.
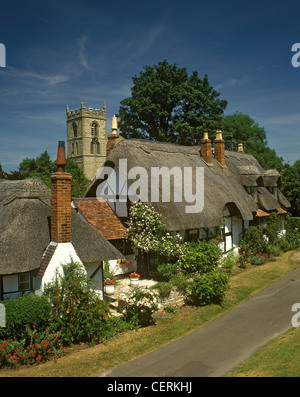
[66, 99, 107, 181]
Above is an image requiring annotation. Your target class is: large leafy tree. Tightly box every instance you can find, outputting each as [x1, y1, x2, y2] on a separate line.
[6, 151, 89, 197]
[118, 60, 228, 145]
[281, 160, 300, 217]
[221, 112, 284, 170]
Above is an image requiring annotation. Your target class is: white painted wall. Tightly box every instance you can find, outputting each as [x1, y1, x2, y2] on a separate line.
[106, 256, 137, 277]
[34, 242, 83, 296]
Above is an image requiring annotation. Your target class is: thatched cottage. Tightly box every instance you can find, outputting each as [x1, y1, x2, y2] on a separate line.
[84, 128, 290, 271]
[0, 142, 123, 300]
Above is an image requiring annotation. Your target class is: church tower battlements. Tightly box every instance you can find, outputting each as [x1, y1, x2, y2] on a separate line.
[66, 99, 107, 181]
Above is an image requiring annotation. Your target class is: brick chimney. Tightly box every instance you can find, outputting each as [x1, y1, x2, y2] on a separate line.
[214, 130, 226, 167]
[106, 115, 121, 156]
[200, 132, 213, 165]
[50, 141, 72, 243]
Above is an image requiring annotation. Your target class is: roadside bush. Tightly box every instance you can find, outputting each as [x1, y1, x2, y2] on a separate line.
[239, 226, 268, 255]
[97, 316, 136, 343]
[43, 261, 111, 346]
[187, 271, 229, 306]
[179, 240, 222, 274]
[264, 212, 280, 246]
[0, 327, 65, 368]
[285, 216, 300, 250]
[0, 295, 51, 341]
[120, 287, 160, 327]
[219, 249, 240, 273]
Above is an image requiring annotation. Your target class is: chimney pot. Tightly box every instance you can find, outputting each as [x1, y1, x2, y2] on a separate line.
[200, 132, 212, 165]
[56, 141, 67, 172]
[214, 130, 226, 167]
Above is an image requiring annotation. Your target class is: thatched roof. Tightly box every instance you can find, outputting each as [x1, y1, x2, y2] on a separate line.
[0, 178, 123, 275]
[85, 139, 290, 231]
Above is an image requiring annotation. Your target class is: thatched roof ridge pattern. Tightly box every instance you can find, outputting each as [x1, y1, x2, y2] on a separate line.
[84, 139, 289, 231]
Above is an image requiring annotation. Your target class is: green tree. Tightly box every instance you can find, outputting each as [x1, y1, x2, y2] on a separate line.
[118, 60, 227, 145]
[7, 151, 90, 197]
[222, 112, 284, 170]
[281, 160, 300, 217]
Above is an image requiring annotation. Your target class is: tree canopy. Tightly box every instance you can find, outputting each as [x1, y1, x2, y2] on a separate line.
[281, 160, 300, 217]
[4, 151, 90, 197]
[221, 112, 284, 171]
[118, 60, 228, 145]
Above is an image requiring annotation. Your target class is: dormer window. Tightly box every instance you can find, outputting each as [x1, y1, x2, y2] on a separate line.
[248, 182, 258, 202]
[273, 185, 278, 199]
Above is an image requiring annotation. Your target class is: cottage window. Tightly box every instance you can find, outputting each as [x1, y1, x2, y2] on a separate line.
[186, 229, 199, 242]
[272, 186, 278, 200]
[19, 273, 30, 292]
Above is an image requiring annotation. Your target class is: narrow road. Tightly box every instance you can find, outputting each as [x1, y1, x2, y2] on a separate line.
[99, 262, 300, 377]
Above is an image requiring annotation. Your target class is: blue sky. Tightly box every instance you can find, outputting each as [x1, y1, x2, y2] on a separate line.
[0, 0, 300, 172]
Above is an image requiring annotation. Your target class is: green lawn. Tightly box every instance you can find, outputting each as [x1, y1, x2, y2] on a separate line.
[1, 250, 299, 377]
[228, 326, 300, 377]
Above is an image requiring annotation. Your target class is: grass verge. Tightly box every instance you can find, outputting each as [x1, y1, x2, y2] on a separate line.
[1, 250, 299, 377]
[228, 326, 300, 377]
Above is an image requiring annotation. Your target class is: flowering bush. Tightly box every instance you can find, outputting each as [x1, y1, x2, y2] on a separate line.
[104, 278, 116, 285]
[120, 287, 160, 327]
[117, 259, 132, 272]
[103, 260, 117, 280]
[0, 327, 65, 368]
[128, 202, 183, 262]
[129, 272, 140, 278]
[239, 244, 268, 268]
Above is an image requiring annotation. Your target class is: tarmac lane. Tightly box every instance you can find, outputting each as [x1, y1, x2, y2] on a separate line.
[99, 265, 300, 377]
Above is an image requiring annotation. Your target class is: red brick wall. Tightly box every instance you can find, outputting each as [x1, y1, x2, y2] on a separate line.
[50, 172, 72, 243]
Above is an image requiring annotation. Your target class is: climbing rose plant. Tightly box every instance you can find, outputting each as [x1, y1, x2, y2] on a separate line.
[128, 202, 183, 261]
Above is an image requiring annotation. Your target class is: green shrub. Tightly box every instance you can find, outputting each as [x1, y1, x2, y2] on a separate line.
[0, 327, 65, 368]
[43, 261, 111, 346]
[187, 271, 229, 306]
[157, 262, 181, 281]
[240, 226, 268, 255]
[264, 212, 280, 245]
[97, 316, 136, 343]
[285, 216, 300, 250]
[120, 287, 160, 327]
[220, 249, 240, 272]
[0, 294, 52, 341]
[179, 240, 222, 274]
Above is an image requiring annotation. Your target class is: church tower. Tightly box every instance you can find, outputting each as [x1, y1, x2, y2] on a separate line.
[66, 99, 107, 181]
